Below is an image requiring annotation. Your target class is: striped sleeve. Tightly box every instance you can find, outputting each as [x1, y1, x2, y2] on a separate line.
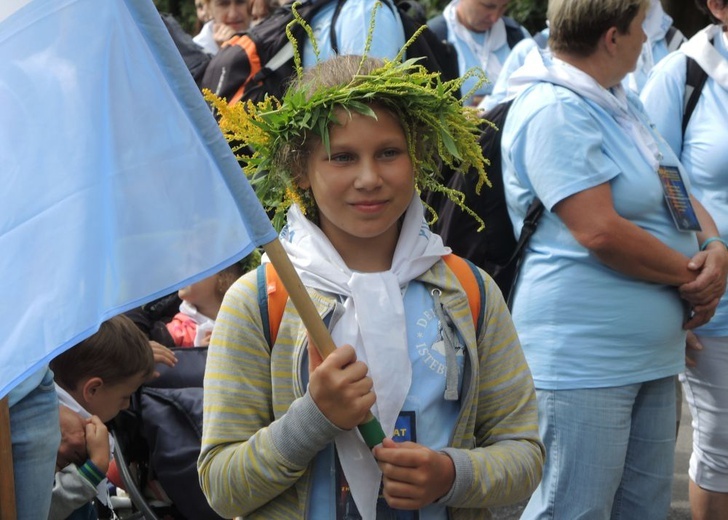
[197, 271, 340, 519]
[444, 273, 545, 509]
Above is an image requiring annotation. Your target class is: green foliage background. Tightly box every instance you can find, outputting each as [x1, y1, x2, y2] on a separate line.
[155, 0, 199, 34]
[502, 0, 547, 34]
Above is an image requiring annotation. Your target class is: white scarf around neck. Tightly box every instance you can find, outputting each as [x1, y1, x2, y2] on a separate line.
[443, 0, 506, 85]
[266, 196, 449, 519]
[682, 24, 728, 90]
[644, 0, 670, 43]
[628, 0, 673, 92]
[507, 49, 661, 171]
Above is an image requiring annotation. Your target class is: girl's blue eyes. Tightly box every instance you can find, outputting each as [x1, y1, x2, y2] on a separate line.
[330, 153, 354, 163]
[380, 149, 401, 158]
[329, 149, 402, 162]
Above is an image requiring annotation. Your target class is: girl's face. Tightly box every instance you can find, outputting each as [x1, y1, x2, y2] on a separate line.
[299, 106, 415, 256]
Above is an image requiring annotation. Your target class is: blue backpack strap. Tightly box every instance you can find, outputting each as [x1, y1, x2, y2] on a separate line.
[462, 257, 486, 337]
[256, 264, 272, 347]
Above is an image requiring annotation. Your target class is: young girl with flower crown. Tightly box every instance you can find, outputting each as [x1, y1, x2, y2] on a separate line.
[198, 52, 544, 520]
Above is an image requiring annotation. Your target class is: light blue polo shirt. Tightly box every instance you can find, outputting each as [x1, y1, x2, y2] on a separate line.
[641, 36, 728, 337]
[502, 83, 698, 390]
[302, 0, 405, 68]
[449, 25, 529, 105]
[480, 31, 545, 110]
[307, 281, 461, 519]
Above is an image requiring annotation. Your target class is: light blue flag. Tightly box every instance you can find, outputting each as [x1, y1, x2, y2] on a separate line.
[0, 0, 277, 399]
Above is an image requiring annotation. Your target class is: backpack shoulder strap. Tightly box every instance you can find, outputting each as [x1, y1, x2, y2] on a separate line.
[257, 263, 289, 347]
[683, 55, 709, 138]
[666, 26, 686, 53]
[503, 16, 527, 49]
[442, 254, 485, 336]
[259, 255, 486, 344]
[394, 0, 428, 25]
[328, 0, 348, 55]
[427, 14, 447, 41]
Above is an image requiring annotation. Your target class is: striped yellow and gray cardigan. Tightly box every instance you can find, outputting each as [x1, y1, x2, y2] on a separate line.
[198, 259, 544, 519]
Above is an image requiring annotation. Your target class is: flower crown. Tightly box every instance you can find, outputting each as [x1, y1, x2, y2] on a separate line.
[204, 2, 490, 231]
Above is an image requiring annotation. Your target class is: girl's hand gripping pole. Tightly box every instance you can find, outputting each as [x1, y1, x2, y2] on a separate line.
[263, 239, 385, 448]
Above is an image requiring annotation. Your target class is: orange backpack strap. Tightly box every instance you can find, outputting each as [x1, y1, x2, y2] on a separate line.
[442, 254, 485, 335]
[257, 263, 289, 347]
[228, 35, 262, 105]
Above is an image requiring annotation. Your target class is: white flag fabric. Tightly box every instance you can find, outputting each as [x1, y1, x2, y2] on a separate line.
[0, 0, 277, 398]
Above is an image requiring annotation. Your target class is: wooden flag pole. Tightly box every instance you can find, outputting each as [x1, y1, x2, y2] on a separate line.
[0, 396, 17, 520]
[262, 238, 386, 448]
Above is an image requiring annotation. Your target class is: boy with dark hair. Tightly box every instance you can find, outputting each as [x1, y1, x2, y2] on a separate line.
[49, 314, 155, 520]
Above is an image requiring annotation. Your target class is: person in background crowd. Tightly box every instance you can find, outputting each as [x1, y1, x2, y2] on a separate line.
[428, 0, 529, 106]
[194, 0, 211, 33]
[301, 0, 406, 68]
[501, 0, 728, 518]
[624, 0, 686, 93]
[641, 1, 728, 517]
[166, 251, 261, 347]
[481, 0, 684, 110]
[49, 315, 155, 519]
[251, 0, 277, 22]
[194, 0, 253, 55]
[477, 27, 547, 110]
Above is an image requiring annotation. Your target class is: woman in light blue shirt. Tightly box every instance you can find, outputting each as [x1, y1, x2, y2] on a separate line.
[501, 0, 728, 518]
[642, 0, 728, 516]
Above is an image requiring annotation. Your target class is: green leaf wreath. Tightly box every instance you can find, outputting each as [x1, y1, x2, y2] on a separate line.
[204, 2, 491, 232]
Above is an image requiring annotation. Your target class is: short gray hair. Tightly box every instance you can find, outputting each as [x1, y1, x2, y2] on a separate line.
[548, 0, 649, 57]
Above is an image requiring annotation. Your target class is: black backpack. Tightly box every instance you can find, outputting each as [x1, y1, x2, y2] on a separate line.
[200, 0, 460, 104]
[160, 13, 211, 86]
[428, 100, 543, 306]
[111, 348, 222, 520]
